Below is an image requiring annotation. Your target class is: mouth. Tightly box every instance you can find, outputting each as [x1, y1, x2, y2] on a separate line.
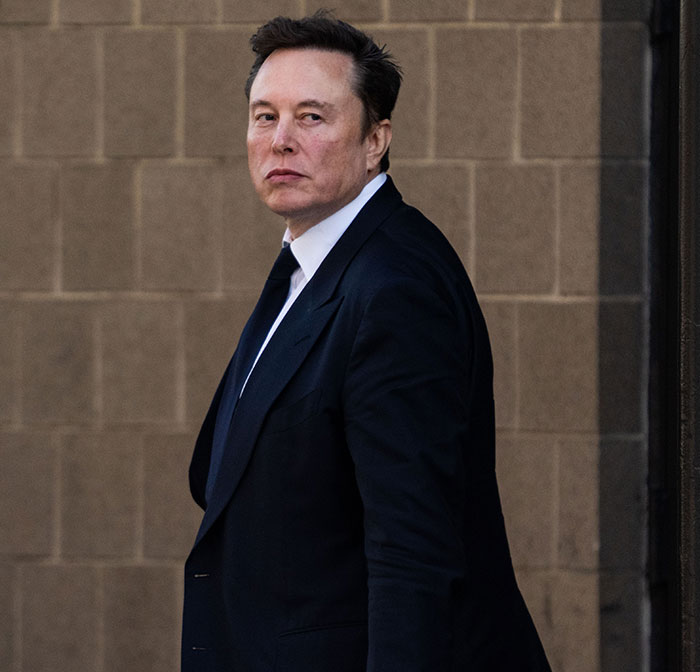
[265, 168, 305, 182]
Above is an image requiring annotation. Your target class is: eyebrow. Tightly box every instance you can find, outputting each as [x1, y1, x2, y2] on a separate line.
[250, 99, 336, 112]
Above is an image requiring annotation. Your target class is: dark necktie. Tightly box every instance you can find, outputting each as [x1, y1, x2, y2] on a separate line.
[206, 244, 300, 502]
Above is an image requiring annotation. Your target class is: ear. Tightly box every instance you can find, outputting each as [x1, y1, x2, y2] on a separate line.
[365, 119, 392, 173]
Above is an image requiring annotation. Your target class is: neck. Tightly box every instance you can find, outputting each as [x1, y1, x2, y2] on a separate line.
[285, 170, 381, 239]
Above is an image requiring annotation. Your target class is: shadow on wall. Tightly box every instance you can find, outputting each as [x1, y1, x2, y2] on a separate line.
[597, 4, 649, 671]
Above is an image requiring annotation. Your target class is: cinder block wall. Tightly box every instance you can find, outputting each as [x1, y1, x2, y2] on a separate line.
[0, 1, 650, 670]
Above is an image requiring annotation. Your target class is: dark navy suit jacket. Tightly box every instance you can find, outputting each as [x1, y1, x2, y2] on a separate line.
[182, 177, 551, 671]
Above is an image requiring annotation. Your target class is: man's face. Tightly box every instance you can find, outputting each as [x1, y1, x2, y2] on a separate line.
[247, 48, 380, 237]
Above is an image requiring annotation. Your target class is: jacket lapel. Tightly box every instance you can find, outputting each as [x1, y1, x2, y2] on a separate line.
[192, 176, 404, 547]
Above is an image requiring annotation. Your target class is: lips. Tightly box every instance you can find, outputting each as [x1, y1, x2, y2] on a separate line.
[265, 168, 305, 179]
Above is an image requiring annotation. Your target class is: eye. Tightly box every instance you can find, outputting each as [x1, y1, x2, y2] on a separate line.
[254, 113, 276, 123]
[302, 113, 322, 122]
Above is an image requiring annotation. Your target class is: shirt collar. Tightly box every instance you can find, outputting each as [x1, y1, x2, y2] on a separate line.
[283, 173, 387, 282]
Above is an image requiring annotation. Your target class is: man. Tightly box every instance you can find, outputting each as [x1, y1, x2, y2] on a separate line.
[183, 13, 551, 671]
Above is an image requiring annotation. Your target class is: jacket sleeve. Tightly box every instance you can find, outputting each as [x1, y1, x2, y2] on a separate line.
[342, 276, 481, 671]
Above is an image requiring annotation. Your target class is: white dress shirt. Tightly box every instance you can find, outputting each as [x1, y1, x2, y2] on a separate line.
[241, 172, 387, 393]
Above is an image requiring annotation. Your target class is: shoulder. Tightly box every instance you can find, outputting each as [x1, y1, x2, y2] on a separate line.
[343, 198, 474, 313]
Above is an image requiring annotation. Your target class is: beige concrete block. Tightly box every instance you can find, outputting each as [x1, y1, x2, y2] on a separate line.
[185, 297, 255, 424]
[496, 435, 555, 568]
[22, 30, 97, 156]
[389, 0, 468, 21]
[390, 165, 470, 263]
[105, 30, 176, 157]
[475, 0, 554, 20]
[61, 162, 135, 290]
[598, 301, 643, 433]
[184, 28, 251, 157]
[559, 165, 599, 295]
[306, 0, 381, 21]
[22, 302, 96, 424]
[0, 301, 19, 423]
[563, 0, 651, 20]
[22, 565, 99, 672]
[142, 0, 218, 23]
[599, 440, 644, 569]
[141, 164, 220, 291]
[600, 25, 648, 158]
[0, 32, 14, 156]
[551, 571, 600, 672]
[102, 302, 179, 424]
[103, 566, 180, 672]
[481, 302, 516, 429]
[222, 0, 301, 21]
[0, 162, 56, 291]
[600, 572, 642, 672]
[521, 26, 600, 158]
[0, 564, 13, 670]
[143, 433, 201, 558]
[474, 165, 556, 293]
[558, 439, 599, 569]
[0, 433, 54, 555]
[0, 0, 50, 23]
[560, 163, 645, 296]
[221, 158, 286, 293]
[518, 302, 598, 432]
[369, 29, 430, 160]
[60, 432, 139, 558]
[60, 0, 131, 23]
[436, 28, 517, 159]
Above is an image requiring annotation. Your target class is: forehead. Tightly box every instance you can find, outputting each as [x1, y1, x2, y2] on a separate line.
[249, 48, 358, 102]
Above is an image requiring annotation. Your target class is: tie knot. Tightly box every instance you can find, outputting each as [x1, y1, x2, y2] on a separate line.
[268, 244, 300, 281]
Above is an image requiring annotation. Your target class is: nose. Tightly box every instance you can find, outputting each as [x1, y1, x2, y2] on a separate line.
[271, 118, 296, 154]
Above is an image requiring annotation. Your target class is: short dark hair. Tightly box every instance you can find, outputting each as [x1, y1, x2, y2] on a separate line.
[245, 11, 402, 172]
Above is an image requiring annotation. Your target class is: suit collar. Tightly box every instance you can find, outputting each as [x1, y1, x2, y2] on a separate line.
[287, 172, 387, 284]
[306, 174, 402, 307]
[191, 175, 404, 547]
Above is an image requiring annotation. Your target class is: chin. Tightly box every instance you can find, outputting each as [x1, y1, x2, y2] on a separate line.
[263, 193, 314, 219]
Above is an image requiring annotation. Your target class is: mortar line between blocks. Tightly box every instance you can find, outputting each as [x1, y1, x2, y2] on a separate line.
[12, 311, 22, 428]
[13, 565, 22, 672]
[133, 0, 142, 26]
[135, 436, 145, 561]
[552, 439, 561, 568]
[215, 165, 225, 293]
[95, 30, 105, 160]
[468, 163, 477, 281]
[54, 174, 63, 294]
[51, 0, 60, 26]
[554, 0, 563, 22]
[13, 30, 23, 158]
[381, 0, 390, 22]
[134, 163, 144, 290]
[96, 566, 105, 672]
[513, 303, 520, 430]
[513, 27, 523, 162]
[427, 26, 437, 160]
[94, 310, 104, 428]
[175, 28, 186, 159]
[553, 163, 562, 296]
[175, 302, 187, 425]
[53, 432, 63, 560]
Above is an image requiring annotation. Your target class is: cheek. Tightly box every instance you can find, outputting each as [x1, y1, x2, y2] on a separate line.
[247, 137, 264, 162]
